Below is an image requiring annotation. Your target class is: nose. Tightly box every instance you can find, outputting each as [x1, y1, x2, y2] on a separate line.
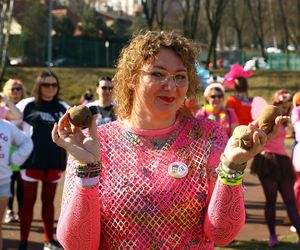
[163, 75, 176, 89]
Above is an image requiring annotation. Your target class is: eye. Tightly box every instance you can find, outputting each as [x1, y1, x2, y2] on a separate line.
[151, 71, 166, 79]
[175, 74, 187, 81]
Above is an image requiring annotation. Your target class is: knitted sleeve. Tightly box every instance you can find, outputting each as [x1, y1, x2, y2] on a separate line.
[203, 125, 245, 246]
[57, 156, 101, 250]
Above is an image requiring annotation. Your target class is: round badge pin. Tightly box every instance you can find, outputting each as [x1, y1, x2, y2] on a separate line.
[168, 162, 189, 179]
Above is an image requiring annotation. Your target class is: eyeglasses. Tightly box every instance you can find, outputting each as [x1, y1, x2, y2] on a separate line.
[101, 86, 113, 91]
[141, 70, 188, 87]
[210, 94, 223, 99]
[41, 83, 58, 88]
[11, 87, 22, 92]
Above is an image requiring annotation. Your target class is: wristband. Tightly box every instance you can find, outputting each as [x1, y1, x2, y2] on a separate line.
[220, 153, 247, 172]
[76, 161, 102, 178]
[216, 162, 244, 186]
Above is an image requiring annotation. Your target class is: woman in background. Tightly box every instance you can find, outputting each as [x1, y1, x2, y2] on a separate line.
[196, 82, 238, 137]
[17, 71, 68, 250]
[224, 64, 253, 126]
[250, 89, 300, 247]
[2, 78, 26, 224]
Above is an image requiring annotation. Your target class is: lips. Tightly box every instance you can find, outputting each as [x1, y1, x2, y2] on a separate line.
[159, 96, 176, 103]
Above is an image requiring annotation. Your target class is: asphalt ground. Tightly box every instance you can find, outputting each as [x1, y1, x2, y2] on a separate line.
[2, 164, 296, 249]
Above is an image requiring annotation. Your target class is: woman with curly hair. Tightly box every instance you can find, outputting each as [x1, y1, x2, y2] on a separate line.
[52, 31, 281, 249]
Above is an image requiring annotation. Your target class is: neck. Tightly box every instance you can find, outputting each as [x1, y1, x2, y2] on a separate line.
[97, 99, 110, 107]
[212, 105, 221, 113]
[128, 111, 177, 130]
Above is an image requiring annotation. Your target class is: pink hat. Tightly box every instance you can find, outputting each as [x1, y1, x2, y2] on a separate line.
[224, 64, 253, 89]
[204, 83, 225, 98]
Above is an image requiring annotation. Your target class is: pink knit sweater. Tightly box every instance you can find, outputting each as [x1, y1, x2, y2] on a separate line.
[57, 115, 245, 250]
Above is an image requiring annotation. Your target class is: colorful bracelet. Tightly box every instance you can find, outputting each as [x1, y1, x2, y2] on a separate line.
[76, 161, 102, 178]
[216, 162, 244, 186]
[78, 161, 101, 169]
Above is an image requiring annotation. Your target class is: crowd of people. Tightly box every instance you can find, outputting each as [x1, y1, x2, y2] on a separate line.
[0, 30, 299, 250]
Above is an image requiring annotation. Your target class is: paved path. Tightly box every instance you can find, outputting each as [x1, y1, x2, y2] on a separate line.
[2, 168, 295, 249]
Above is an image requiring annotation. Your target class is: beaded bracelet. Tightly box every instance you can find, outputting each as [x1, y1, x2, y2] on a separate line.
[216, 162, 244, 186]
[78, 161, 101, 169]
[76, 161, 102, 178]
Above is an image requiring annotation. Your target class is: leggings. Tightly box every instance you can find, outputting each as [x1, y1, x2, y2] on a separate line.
[260, 177, 300, 237]
[8, 171, 23, 211]
[20, 180, 58, 243]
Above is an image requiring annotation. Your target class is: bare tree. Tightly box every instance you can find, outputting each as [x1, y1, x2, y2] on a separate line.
[141, 0, 158, 30]
[230, 0, 247, 51]
[155, 0, 167, 30]
[176, 0, 201, 39]
[245, 0, 267, 59]
[0, 0, 14, 83]
[204, 0, 228, 68]
[278, 0, 290, 66]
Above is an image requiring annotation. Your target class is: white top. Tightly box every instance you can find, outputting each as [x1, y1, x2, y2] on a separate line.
[0, 119, 33, 185]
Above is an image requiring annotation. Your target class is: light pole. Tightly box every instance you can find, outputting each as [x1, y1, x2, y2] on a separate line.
[105, 41, 109, 67]
[48, 0, 53, 69]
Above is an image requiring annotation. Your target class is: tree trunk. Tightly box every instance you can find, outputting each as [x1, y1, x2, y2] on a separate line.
[278, 0, 290, 67]
[0, 0, 14, 83]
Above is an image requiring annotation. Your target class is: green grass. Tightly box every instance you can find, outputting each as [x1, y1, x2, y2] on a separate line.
[2, 67, 300, 106]
[215, 234, 299, 249]
[3, 66, 115, 105]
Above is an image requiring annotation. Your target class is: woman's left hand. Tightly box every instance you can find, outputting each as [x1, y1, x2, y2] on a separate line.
[224, 115, 289, 166]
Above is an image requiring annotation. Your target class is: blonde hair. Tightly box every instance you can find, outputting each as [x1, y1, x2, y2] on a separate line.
[293, 91, 300, 107]
[3, 78, 26, 103]
[113, 31, 200, 120]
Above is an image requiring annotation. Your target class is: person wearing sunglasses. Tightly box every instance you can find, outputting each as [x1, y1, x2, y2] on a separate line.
[16, 71, 68, 250]
[2, 78, 28, 224]
[86, 76, 116, 126]
[0, 79, 23, 122]
[195, 82, 238, 137]
[51, 31, 284, 250]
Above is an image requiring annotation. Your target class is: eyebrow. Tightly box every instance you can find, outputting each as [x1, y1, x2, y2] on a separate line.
[150, 65, 187, 73]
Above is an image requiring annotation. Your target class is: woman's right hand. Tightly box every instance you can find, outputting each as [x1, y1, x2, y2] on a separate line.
[52, 111, 100, 164]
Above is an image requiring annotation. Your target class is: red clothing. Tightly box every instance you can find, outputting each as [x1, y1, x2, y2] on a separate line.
[226, 95, 253, 125]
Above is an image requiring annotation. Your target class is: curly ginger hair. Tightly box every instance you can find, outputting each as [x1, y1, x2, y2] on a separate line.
[113, 30, 201, 120]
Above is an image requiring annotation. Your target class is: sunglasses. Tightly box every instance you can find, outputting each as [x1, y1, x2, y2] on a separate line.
[101, 86, 113, 91]
[11, 87, 22, 92]
[210, 94, 223, 99]
[41, 83, 58, 88]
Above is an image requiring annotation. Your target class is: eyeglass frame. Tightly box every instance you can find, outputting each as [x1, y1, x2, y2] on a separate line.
[140, 69, 189, 87]
[11, 86, 23, 92]
[210, 94, 223, 99]
[40, 83, 58, 88]
[101, 86, 113, 91]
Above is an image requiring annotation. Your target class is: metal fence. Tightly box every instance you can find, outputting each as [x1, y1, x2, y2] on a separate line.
[8, 35, 300, 70]
[8, 35, 127, 67]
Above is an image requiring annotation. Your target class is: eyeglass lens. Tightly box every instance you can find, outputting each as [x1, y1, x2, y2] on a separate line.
[210, 95, 223, 99]
[12, 87, 22, 91]
[41, 83, 58, 88]
[101, 86, 113, 91]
